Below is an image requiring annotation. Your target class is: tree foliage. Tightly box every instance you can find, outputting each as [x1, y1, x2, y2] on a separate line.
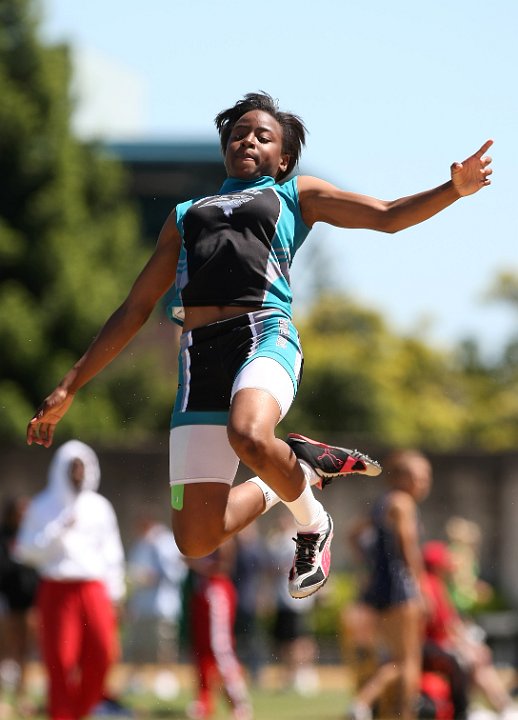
[283, 292, 518, 452]
[453, 271, 518, 450]
[0, 0, 174, 444]
[284, 295, 471, 451]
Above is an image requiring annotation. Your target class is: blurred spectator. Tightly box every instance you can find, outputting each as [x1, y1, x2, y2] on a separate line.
[341, 600, 379, 684]
[346, 449, 432, 720]
[186, 540, 252, 720]
[123, 505, 186, 699]
[14, 441, 125, 720]
[420, 541, 470, 720]
[421, 541, 517, 718]
[267, 513, 319, 696]
[445, 516, 493, 615]
[0, 495, 39, 718]
[233, 522, 269, 686]
[340, 520, 380, 714]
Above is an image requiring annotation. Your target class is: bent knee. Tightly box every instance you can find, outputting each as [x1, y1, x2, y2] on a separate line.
[172, 511, 225, 559]
[174, 532, 220, 559]
[227, 424, 270, 466]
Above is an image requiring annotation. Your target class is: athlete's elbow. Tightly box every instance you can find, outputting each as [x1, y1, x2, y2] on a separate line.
[361, 204, 401, 234]
[118, 298, 154, 329]
[378, 201, 421, 234]
[381, 223, 401, 235]
[175, 534, 220, 559]
[376, 209, 407, 234]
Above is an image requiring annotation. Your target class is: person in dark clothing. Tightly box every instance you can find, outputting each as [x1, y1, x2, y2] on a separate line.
[232, 523, 269, 685]
[0, 495, 39, 717]
[347, 450, 432, 720]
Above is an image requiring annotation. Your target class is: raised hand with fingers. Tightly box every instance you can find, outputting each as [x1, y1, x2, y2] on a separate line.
[26, 387, 75, 447]
[451, 139, 493, 197]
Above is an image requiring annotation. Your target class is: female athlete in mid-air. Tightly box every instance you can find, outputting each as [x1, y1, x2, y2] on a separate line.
[27, 92, 492, 599]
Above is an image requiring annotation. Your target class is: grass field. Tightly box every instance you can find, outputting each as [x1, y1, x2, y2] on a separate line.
[124, 688, 349, 719]
[2, 688, 350, 720]
[2, 663, 352, 720]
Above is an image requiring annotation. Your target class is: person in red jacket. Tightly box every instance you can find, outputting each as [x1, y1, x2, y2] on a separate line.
[421, 542, 470, 720]
[421, 541, 517, 718]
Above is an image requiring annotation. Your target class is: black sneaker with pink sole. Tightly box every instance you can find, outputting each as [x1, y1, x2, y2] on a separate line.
[286, 433, 382, 489]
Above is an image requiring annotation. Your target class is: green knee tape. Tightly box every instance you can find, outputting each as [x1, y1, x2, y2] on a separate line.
[171, 484, 184, 510]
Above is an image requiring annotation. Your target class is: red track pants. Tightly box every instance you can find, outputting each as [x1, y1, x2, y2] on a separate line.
[190, 576, 250, 714]
[37, 579, 117, 720]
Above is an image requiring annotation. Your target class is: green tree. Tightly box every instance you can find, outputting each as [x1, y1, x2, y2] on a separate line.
[454, 271, 518, 449]
[285, 294, 471, 451]
[0, 0, 174, 444]
[486, 271, 518, 309]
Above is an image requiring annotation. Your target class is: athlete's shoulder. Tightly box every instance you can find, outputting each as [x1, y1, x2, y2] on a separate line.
[276, 175, 304, 208]
[297, 175, 337, 194]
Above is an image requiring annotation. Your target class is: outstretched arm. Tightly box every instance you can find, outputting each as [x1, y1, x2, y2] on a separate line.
[27, 211, 181, 447]
[298, 140, 493, 232]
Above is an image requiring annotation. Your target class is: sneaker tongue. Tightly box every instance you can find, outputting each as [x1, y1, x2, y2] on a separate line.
[294, 533, 318, 573]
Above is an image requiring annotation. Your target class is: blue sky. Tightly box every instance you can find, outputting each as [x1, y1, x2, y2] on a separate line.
[41, 0, 518, 356]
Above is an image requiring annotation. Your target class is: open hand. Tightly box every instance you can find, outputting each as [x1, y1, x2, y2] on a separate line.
[451, 139, 493, 197]
[26, 387, 75, 447]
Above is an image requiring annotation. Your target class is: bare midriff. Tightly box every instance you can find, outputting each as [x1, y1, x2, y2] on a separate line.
[183, 305, 259, 332]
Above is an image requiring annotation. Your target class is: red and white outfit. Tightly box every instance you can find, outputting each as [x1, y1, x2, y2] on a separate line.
[188, 555, 252, 720]
[15, 441, 125, 720]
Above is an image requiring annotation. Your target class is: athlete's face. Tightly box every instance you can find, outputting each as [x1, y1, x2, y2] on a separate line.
[224, 110, 290, 180]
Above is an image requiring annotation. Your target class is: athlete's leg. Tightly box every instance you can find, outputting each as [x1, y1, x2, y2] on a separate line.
[228, 387, 307, 502]
[379, 600, 422, 720]
[170, 393, 323, 558]
[171, 313, 376, 564]
[171, 356, 323, 557]
[171, 481, 264, 558]
[351, 601, 422, 720]
[229, 357, 326, 528]
[229, 381, 335, 600]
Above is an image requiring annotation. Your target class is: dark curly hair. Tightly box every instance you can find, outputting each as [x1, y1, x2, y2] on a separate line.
[215, 92, 307, 181]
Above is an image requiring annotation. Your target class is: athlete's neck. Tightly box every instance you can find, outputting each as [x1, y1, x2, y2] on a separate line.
[220, 175, 276, 193]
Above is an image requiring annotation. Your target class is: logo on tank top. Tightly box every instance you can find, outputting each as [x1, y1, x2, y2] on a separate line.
[196, 189, 263, 217]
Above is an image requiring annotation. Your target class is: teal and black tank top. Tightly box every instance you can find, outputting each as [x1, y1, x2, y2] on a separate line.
[168, 175, 311, 325]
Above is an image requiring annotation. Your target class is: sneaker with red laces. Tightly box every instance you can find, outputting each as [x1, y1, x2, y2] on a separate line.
[288, 513, 334, 599]
[286, 433, 382, 488]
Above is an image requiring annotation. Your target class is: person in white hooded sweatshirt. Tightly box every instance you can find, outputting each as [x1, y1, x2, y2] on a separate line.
[14, 440, 125, 720]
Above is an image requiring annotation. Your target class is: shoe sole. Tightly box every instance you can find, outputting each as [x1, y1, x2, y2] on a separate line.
[290, 574, 329, 599]
[287, 433, 382, 478]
